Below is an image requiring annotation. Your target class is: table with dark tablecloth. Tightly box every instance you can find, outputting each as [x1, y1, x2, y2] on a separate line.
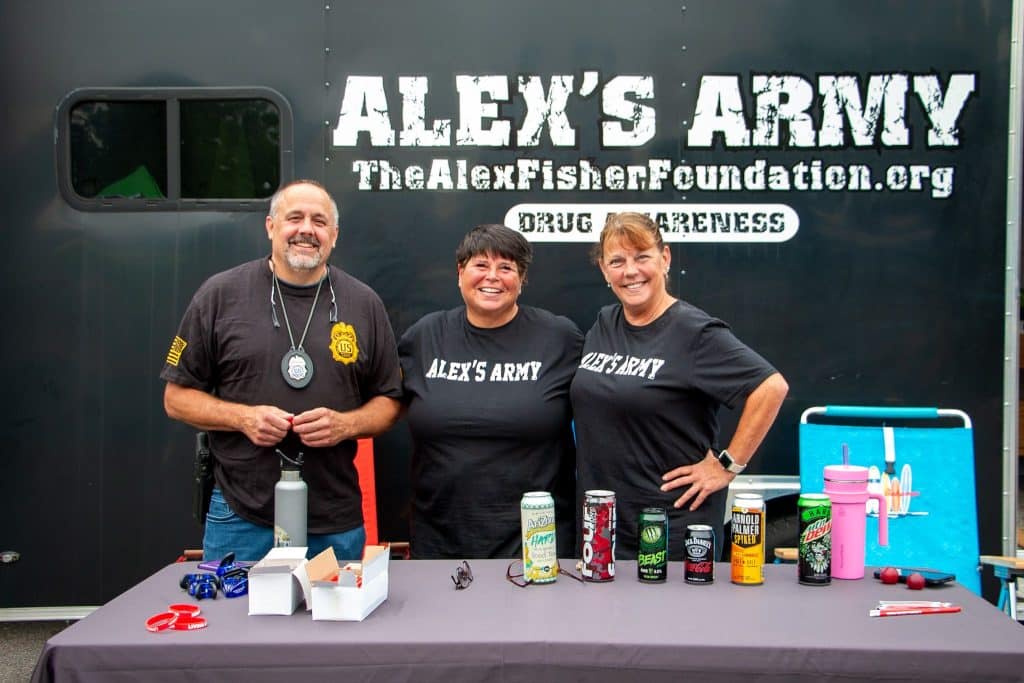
[32, 560, 1024, 682]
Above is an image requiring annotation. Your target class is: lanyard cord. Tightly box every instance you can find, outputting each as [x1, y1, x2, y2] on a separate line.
[272, 273, 324, 352]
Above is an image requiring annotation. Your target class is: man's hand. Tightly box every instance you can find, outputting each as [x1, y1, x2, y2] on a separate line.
[240, 405, 294, 447]
[290, 396, 401, 448]
[291, 407, 350, 448]
[659, 450, 734, 511]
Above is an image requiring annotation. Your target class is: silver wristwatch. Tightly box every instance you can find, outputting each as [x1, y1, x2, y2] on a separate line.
[717, 449, 746, 474]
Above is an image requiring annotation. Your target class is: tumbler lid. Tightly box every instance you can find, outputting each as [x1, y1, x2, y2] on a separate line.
[823, 464, 868, 481]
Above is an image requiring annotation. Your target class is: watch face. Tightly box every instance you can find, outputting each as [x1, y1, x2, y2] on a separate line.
[719, 451, 742, 472]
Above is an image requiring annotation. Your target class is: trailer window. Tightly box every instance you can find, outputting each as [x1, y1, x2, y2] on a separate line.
[70, 101, 168, 200]
[57, 88, 292, 211]
[180, 100, 280, 199]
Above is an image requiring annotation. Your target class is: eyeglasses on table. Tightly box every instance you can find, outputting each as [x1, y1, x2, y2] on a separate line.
[451, 560, 473, 590]
[505, 559, 585, 588]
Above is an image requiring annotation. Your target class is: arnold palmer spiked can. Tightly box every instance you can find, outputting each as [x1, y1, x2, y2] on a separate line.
[637, 507, 668, 582]
[521, 491, 558, 583]
[730, 493, 765, 585]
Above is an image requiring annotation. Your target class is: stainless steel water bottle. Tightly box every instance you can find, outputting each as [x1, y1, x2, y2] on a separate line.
[273, 450, 307, 548]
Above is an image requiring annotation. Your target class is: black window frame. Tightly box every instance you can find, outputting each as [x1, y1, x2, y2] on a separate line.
[56, 87, 294, 212]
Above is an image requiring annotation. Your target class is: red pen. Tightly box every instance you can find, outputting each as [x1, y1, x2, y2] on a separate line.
[869, 606, 962, 617]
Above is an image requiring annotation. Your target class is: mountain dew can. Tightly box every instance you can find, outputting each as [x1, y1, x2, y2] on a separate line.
[637, 507, 668, 582]
[797, 493, 832, 585]
[521, 491, 558, 583]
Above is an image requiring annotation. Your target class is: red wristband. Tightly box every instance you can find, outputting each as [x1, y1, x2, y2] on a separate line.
[169, 615, 208, 630]
[168, 603, 201, 617]
[145, 612, 178, 632]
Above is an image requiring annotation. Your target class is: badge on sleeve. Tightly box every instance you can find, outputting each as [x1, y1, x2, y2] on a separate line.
[166, 336, 188, 366]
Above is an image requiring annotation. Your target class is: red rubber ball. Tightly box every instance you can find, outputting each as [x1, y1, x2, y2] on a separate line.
[907, 572, 926, 590]
[880, 566, 900, 584]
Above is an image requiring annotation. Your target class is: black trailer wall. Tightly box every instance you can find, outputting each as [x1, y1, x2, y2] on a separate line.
[0, 0, 1013, 607]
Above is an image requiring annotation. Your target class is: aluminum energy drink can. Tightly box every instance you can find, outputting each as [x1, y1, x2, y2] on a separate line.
[797, 493, 832, 585]
[730, 493, 765, 585]
[521, 491, 558, 583]
[637, 507, 668, 582]
[684, 524, 715, 584]
[581, 490, 616, 581]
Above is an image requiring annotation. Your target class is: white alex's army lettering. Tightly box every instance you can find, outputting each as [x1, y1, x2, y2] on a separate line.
[578, 351, 665, 380]
[424, 358, 543, 382]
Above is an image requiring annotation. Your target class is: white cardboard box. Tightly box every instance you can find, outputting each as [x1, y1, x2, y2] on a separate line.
[308, 544, 389, 621]
[247, 546, 310, 616]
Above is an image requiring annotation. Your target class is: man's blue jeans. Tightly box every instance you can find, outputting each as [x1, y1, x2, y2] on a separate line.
[203, 488, 366, 562]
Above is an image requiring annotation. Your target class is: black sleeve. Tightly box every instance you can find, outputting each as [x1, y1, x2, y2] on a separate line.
[159, 290, 215, 391]
[691, 321, 776, 409]
[360, 290, 403, 401]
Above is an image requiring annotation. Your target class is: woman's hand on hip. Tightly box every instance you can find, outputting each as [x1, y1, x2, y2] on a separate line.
[660, 450, 734, 511]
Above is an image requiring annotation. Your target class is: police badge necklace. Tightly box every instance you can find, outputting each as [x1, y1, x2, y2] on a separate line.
[270, 264, 326, 389]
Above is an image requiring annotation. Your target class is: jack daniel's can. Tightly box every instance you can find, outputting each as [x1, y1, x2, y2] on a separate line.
[637, 507, 667, 583]
[684, 524, 715, 584]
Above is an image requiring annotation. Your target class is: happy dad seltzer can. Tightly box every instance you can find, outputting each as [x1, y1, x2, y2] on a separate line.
[521, 491, 558, 583]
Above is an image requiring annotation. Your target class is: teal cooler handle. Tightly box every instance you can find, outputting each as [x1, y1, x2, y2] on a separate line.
[823, 406, 939, 419]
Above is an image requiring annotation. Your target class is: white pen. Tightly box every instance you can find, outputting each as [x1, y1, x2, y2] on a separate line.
[877, 600, 953, 607]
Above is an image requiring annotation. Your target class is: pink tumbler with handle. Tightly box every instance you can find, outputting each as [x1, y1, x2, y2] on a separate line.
[824, 463, 888, 579]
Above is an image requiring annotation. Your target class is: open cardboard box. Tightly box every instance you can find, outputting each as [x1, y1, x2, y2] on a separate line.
[247, 546, 310, 616]
[307, 544, 389, 621]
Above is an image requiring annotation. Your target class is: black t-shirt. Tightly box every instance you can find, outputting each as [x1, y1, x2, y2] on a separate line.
[160, 259, 402, 533]
[398, 306, 583, 559]
[570, 301, 776, 560]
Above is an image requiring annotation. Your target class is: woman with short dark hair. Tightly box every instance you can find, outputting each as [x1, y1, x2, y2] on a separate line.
[399, 224, 582, 559]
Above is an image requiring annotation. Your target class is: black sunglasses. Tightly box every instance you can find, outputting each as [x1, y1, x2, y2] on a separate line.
[451, 560, 473, 590]
[505, 559, 585, 588]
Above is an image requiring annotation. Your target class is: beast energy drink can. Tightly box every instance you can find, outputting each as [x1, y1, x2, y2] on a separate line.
[637, 507, 668, 582]
[581, 490, 615, 581]
[797, 493, 832, 585]
[730, 493, 765, 585]
[684, 524, 715, 584]
[521, 491, 558, 584]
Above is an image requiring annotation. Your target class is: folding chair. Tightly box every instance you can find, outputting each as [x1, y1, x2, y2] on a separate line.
[799, 406, 980, 594]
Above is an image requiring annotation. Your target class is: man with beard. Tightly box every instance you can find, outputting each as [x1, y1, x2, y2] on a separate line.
[161, 180, 402, 562]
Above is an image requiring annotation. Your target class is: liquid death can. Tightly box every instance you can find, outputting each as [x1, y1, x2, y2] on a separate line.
[730, 493, 765, 585]
[637, 507, 668, 582]
[684, 524, 715, 584]
[521, 491, 558, 583]
[797, 493, 832, 585]
[581, 490, 616, 581]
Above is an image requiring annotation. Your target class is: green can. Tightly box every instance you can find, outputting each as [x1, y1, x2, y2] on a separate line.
[797, 493, 832, 585]
[637, 507, 668, 582]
